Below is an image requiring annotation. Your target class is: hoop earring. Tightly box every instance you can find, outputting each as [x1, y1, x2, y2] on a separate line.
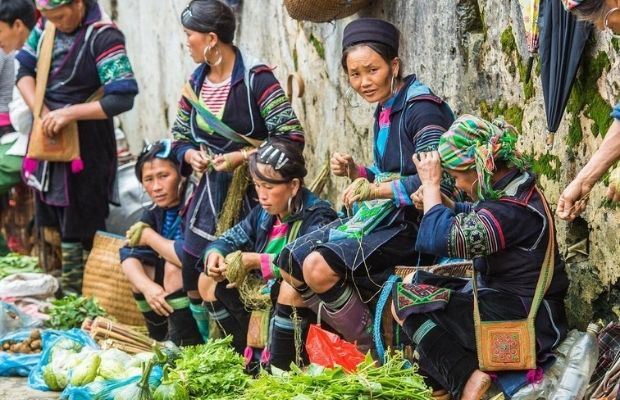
[470, 179, 479, 198]
[287, 196, 293, 214]
[203, 45, 222, 67]
[605, 7, 620, 35]
[390, 75, 396, 95]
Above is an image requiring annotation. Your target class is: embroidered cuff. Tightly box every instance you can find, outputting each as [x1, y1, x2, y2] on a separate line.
[391, 180, 413, 207]
[260, 254, 274, 280]
[357, 165, 368, 179]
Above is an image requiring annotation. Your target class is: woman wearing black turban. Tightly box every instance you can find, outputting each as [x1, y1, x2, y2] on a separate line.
[277, 18, 456, 365]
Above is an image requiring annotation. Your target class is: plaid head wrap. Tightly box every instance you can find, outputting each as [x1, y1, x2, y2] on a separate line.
[562, 0, 584, 11]
[438, 114, 526, 200]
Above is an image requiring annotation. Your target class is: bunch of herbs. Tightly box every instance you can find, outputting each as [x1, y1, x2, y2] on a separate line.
[45, 295, 107, 330]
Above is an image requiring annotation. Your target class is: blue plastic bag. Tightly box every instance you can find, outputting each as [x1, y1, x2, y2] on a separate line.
[28, 328, 98, 391]
[62, 364, 163, 400]
[0, 329, 43, 376]
[0, 302, 41, 336]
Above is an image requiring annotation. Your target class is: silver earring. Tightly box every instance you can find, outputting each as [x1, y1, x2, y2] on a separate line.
[390, 75, 396, 95]
[203, 45, 222, 67]
[287, 196, 293, 214]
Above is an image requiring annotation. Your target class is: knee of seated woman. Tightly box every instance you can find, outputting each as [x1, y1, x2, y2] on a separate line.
[302, 252, 339, 288]
[163, 261, 183, 293]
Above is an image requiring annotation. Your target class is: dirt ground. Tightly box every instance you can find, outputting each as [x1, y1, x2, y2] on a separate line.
[0, 377, 58, 400]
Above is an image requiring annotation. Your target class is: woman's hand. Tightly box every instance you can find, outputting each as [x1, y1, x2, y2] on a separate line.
[184, 149, 211, 173]
[412, 151, 442, 187]
[557, 178, 592, 221]
[331, 152, 359, 179]
[212, 151, 244, 172]
[411, 186, 424, 211]
[341, 177, 374, 209]
[606, 165, 620, 204]
[143, 282, 173, 317]
[41, 107, 74, 138]
[204, 252, 226, 282]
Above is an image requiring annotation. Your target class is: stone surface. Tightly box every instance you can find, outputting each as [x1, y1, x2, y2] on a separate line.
[99, 0, 619, 327]
[0, 377, 58, 400]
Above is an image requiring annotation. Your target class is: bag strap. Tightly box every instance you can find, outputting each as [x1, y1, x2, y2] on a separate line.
[181, 83, 261, 148]
[33, 21, 56, 118]
[473, 187, 555, 325]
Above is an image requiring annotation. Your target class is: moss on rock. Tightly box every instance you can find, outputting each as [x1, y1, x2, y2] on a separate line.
[566, 51, 612, 145]
[500, 27, 535, 100]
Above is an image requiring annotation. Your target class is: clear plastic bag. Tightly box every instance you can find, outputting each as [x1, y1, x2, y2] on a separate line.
[0, 301, 41, 336]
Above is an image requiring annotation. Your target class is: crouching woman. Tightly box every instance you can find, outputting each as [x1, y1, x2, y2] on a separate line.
[120, 140, 202, 346]
[394, 115, 569, 399]
[201, 138, 337, 369]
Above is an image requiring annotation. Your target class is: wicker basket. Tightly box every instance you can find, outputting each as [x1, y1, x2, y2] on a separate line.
[82, 231, 145, 327]
[283, 0, 372, 23]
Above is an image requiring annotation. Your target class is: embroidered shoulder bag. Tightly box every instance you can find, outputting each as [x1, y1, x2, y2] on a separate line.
[473, 189, 555, 371]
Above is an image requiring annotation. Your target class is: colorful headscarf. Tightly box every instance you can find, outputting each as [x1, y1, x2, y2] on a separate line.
[561, 0, 584, 11]
[438, 114, 526, 200]
[36, 0, 72, 10]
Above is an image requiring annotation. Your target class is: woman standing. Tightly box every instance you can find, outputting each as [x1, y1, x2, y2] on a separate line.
[395, 115, 569, 399]
[557, 0, 620, 219]
[278, 18, 455, 354]
[171, 0, 304, 342]
[16, 0, 138, 294]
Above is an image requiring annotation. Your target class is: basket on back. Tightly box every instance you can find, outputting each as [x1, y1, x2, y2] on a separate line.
[82, 231, 145, 327]
[283, 0, 372, 23]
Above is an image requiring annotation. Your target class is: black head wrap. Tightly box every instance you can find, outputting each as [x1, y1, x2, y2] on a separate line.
[180, 0, 236, 43]
[342, 18, 400, 53]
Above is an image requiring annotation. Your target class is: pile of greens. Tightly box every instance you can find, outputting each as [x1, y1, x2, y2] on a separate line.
[167, 337, 249, 399]
[241, 352, 432, 400]
[45, 295, 107, 330]
[0, 252, 40, 279]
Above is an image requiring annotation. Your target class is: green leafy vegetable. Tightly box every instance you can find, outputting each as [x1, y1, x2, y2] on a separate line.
[241, 352, 432, 400]
[167, 337, 249, 399]
[0, 252, 40, 279]
[44, 295, 107, 330]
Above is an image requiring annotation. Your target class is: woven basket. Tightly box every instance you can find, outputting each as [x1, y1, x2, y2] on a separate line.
[283, 0, 372, 23]
[82, 231, 145, 327]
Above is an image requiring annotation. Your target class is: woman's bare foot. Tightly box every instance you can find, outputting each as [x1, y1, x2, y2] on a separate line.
[461, 370, 491, 400]
[431, 388, 451, 399]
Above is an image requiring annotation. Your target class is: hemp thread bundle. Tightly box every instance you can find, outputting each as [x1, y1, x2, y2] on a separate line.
[223, 250, 247, 287]
[216, 162, 250, 236]
[126, 222, 150, 247]
[238, 274, 272, 311]
[349, 177, 372, 200]
[309, 160, 330, 195]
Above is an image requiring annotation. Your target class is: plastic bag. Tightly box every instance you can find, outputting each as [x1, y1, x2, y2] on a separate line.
[0, 301, 41, 336]
[0, 272, 58, 298]
[28, 328, 98, 391]
[62, 364, 163, 400]
[0, 329, 42, 376]
[305, 324, 365, 373]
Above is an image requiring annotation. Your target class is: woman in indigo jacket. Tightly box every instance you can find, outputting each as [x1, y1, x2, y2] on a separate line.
[202, 138, 337, 369]
[171, 0, 304, 341]
[395, 115, 569, 399]
[278, 18, 455, 354]
[16, 0, 138, 295]
[120, 140, 202, 346]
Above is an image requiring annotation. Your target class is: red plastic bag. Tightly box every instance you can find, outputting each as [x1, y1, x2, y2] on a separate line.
[305, 324, 365, 372]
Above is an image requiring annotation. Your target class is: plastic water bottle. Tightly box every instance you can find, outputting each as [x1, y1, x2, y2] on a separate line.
[549, 323, 601, 400]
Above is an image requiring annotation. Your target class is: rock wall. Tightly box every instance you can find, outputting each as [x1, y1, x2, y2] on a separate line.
[101, 0, 619, 327]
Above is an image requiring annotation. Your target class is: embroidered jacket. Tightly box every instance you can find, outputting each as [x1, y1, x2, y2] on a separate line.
[415, 169, 569, 300]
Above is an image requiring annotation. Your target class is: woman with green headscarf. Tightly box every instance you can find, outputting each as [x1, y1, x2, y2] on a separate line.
[392, 115, 569, 400]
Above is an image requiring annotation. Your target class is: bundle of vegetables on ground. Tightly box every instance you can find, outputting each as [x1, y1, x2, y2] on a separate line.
[163, 336, 249, 399]
[241, 352, 432, 400]
[0, 253, 40, 279]
[1, 329, 41, 353]
[45, 295, 107, 330]
[41, 337, 156, 391]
